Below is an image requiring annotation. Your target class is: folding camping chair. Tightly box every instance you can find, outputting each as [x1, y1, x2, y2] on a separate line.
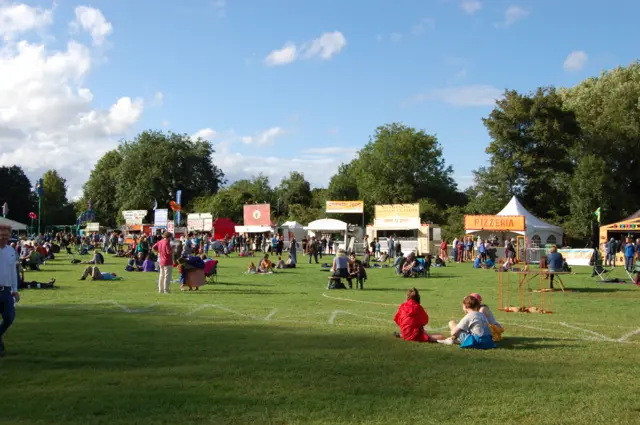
[624, 260, 640, 282]
[415, 258, 430, 278]
[204, 259, 218, 283]
[591, 259, 611, 281]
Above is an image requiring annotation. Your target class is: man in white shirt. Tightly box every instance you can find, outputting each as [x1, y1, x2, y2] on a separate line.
[0, 224, 19, 356]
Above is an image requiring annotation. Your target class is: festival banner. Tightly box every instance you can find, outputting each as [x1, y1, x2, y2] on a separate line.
[122, 210, 147, 225]
[154, 209, 169, 227]
[558, 249, 593, 266]
[464, 215, 526, 232]
[85, 222, 100, 232]
[375, 204, 420, 219]
[243, 204, 271, 226]
[326, 200, 364, 214]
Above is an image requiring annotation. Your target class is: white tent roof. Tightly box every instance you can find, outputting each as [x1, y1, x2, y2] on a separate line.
[305, 218, 348, 232]
[235, 225, 273, 234]
[281, 221, 304, 228]
[0, 217, 27, 231]
[497, 196, 563, 233]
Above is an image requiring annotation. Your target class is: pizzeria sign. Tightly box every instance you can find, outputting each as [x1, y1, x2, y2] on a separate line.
[464, 215, 526, 232]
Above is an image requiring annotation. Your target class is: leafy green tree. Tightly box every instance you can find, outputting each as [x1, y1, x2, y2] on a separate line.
[41, 169, 75, 226]
[561, 62, 640, 222]
[0, 166, 35, 223]
[81, 150, 122, 227]
[565, 155, 610, 240]
[287, 204, 323, 225]
[112, 130, 225, 223]
[276, 171, 312, 217]
[476, 87, 580, 222]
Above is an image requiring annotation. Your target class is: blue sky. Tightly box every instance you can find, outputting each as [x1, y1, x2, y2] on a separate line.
[2, 0, 640, 196]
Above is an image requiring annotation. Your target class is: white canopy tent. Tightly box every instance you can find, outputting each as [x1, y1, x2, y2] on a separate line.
[281, 221, 304, 229]
[305, 219, 348, 233]
[0, 217, 27, 231]
[235, 225, 274, 234]
[467, 196, 564, 247]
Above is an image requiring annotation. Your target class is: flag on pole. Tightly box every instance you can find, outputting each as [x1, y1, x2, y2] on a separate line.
[594, 207, 601, 223]
[153, 199, 158, 210]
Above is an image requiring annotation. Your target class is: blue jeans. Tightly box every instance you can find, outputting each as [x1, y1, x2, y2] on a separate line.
[0, 290, 16, 346]
[308, 253, 318, 264]
[625, 256, 634, 271]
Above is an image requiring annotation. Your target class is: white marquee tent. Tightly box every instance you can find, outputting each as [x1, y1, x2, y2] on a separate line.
[0, 217, 27, 231]
[305, 219, 348, 233]
[467, 196, 564, 247]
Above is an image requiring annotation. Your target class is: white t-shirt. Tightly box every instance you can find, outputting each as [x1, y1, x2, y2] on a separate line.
[456, 311, 491, 337]
[0, 245, 18, 292]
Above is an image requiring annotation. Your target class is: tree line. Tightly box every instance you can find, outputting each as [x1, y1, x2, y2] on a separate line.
[3, 62, 640, 241]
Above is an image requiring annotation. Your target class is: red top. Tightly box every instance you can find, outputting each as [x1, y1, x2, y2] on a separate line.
[394, 299, 429, 342]
[440, 241, 447, 250]
[152, 239, 173, 267]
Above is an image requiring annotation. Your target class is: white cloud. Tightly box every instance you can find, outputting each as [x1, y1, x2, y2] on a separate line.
[214, 142, 354, 188]
[502, 5, 529, 26]
[563, 50, 588, 72]
[302, 147, 356, 155]
[302, 31, 346, 60]
[460, 0, 482, 14]
[73, 6, 113, 45]
[0, 5, 143, 198]
[154, 91, 164, 106]
[0, 2, 53, 41]
[265, 31, 346, 66]
[241, 127, 285, 146]
[412, 18, 435, 35]
[265, 43, 297, 66]
[409, 85, 503, 107]
[191, 128, 217, 141]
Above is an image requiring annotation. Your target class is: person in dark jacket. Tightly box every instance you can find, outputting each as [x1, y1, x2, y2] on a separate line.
[547, 245, 564, 290]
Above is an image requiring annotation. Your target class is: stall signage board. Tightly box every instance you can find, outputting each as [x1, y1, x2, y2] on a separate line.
[122, 210, 147, 225]
[464, 215, 526, 231]
[374, 204, 420, 219]
[326, 201, 364, 214]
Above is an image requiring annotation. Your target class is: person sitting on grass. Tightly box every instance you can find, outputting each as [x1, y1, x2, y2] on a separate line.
[285, 254, 296, 268]
[434, 255, 446, 267]
[473, 254, 482, 269]
[470, 293, 504, 342]
[80, 266, 120, 281]
[82, 251, 104, 265]
[438, 295, 496, 349]
[247, 262, 257, 273]
[142, 254, 156, 272]
[276, 256, 285, 269]
[394, 253, 406, 274]
[393, 287, 445, 342]
[484, 257, 495, 269]
[125, 253, 145, 272]
[258, 254, 274, 273]
[401, 253, 419, 277]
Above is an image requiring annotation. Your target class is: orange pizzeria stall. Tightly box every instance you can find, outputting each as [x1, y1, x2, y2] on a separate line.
[464, 215, 527, 261]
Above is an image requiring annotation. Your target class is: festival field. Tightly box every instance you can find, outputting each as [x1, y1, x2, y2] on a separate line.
[2, 255, 639, 425]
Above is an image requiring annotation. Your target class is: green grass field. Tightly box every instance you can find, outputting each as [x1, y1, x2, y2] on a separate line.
[2, 252, 639, 425]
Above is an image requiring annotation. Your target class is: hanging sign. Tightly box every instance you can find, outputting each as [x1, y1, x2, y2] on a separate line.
[122, 210, 147, 225]
[464, 215, 526, 231]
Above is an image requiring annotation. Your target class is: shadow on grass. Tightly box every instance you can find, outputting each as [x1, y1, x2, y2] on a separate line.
[572, 287, 631, 293]
[1, 306, 635, 425]
[498, 336, 574, 350]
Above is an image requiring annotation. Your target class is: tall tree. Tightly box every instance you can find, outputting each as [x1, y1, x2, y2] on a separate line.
[82, 150, 123, 227]
[352, 123, 459, 221]
[476, 87, 580, 222]
[561, 63, 640, 222]
[0, 166, 35, 223]
[114, 130, 225, 223]
[276, 171, 312, 217]
[41, 169, 75, 226]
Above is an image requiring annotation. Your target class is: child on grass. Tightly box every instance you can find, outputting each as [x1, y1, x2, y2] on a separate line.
[470, 293, 504, 342]
[439, 295, 496, 349]
[276, 256, 285, 269]
[393, 288, 445, 343]
[247, 262, 256, 273]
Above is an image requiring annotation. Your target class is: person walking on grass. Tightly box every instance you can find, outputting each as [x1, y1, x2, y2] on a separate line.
[153, 232, 174, 294]
[0, 224, 19, 357]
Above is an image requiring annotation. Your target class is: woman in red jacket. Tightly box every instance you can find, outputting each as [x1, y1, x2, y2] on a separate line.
[394, 288, 445, 342]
